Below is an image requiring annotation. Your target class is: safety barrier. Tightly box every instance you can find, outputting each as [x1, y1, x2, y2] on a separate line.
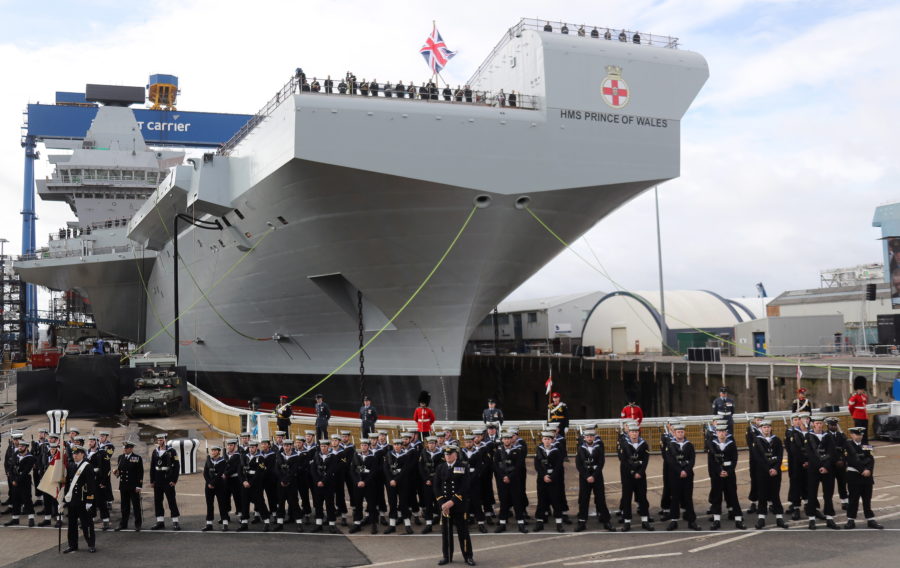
[187, 383, 889, 455]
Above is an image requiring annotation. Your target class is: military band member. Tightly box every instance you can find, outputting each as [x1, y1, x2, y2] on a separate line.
[360, 396, 378, 438]
[708, 424, 744, 530]
[843, 426, 883, 529]
[275, 395, 293, 435]
[63, 445, 96, 553]
[791, 387, 813, 414]
[575, 429, 613, 532]
[534, 431, 565, 532]
[315, 394, 331, 441]
[805, 416, 840, 529]
[711, 387, 735, 434]
[3, 439, 35, 527]
[86, 436, 111, 530]
[435, 445, 475, 566]
[848, 376, 869, 444]
[616, 422, 654, 532]
[310, 439, 339, 533]
[238, 440, 270, 531]
[149, 433, 181, 530]
[274, 439, 302, 531]
[203, 445, 231, 531]
[751, 420, 788, 529]
[113, 440, 143, 531]
[384, 438, 414, 533]
[350, 438, 381, 534]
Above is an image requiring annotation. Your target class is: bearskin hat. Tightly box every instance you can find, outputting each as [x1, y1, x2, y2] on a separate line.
[853, 375, 866, 391]
[418, 390, 431, 406]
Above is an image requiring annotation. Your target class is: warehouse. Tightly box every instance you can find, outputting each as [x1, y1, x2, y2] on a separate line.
[580, 290, 756, 355]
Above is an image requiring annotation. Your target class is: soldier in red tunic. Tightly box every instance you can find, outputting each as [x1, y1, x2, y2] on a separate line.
[620, 396, 644, 426]
[413, 391, 436, 437]
[848, 376, 869, 444]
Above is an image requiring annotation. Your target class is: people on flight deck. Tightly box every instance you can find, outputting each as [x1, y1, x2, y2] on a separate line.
[442, 86, 452, 101]
[369, 79, 379, 96]
[633, 32, 641, 44]
[337, 80, 347, 94]
[359, 79, 369, 96]
[454, 85, 463, 102]
[577, 26, 586, 37]
[604, 28, 612, 40]
[383, 81, 392, 98]
[618, 29, 628, 42]
[324, 76, 333, 94]
[560, 23, 569, 35]
[464, 85, 473, 103]
[508, 91, 517, 107]
[543, 22, 552, 32]
[407, 82, 416, 99]
[395, 81, 405, 98]
[311, 78, 321, 93]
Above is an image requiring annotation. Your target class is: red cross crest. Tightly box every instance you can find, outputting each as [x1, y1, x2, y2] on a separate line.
[601, 66, 630, 109]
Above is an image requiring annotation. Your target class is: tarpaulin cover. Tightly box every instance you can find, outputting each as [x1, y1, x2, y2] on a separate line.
[874, 414, 900, 441]
[55, 355, 123, 417]
[15, 369, 57, 415]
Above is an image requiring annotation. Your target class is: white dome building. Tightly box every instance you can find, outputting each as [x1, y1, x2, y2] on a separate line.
[581, 290, 757, 355]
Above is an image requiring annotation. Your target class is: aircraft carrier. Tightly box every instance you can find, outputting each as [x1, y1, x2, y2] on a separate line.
[16, 19, 709, 419]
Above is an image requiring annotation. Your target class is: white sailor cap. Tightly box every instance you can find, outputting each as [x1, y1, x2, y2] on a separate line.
[425, 436, 438, 442]
[209, 445, 222, 451]
[715, 424, 728, 431]
[671, 423, 686, 431]
[377, 430, 389, 436]
[318, 439, 330, 446]
[400, 432, 413, 439]
[304, 430, 316, 436]
[627, 424, 641, 432]
[340, 430, 352, 436]
[583, 429, 596, 436]
[436, 431, 446, 437]
[463, 435, 475, 441]
[329, 434, 341, 440]
[240, 432, 251, 437]
[98, 431, 110, 436]
[810, 415, 825, 422]
[540, 431, 556, 438]
[471, 429, 485, 435]
[500, 431, 513, 439]
[225, 438, 238, 444]
[759, 420, 772, 426]
[248, 440, 259, 446]
[274, 430, 286, 436]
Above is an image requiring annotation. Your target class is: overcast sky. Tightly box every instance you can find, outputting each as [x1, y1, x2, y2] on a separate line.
[1, 0, 897, 307]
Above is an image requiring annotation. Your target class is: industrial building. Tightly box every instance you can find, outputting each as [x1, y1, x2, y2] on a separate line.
[467, 291, 604, 354]
[734, 314, 845, 356]
[580, 290, 757, 355]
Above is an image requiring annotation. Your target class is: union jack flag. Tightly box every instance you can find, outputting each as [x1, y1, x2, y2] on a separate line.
[420, 25, 456, 74]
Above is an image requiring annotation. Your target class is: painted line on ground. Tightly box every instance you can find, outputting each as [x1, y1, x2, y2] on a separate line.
[508, 533, 718, 568]
[688, 530, 759, 552]
[565, 552, 682, 565]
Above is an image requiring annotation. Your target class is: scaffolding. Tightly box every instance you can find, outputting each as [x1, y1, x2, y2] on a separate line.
[1, 253, 26, 363]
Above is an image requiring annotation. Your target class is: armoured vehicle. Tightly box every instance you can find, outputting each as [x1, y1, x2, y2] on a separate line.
[121, 368, 183, 417]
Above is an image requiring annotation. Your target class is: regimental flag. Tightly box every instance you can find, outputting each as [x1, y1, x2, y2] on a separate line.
[545, 368, 553, 395]
[38, 447, 66, 503]
[420, 24, 456, 74]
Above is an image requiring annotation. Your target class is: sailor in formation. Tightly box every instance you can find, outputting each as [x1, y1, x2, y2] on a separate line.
[149, 433, 181, 530]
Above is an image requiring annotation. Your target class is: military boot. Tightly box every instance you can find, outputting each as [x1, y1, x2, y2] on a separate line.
[575, 520, 586, 532]
[867, 520, 884, 529]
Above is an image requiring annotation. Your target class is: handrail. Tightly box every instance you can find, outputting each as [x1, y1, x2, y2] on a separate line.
[218, 72, 539, 156]
[467, 17, 679, 86]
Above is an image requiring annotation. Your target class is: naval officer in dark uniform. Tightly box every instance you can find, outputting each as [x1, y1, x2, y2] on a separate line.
[63, 445, 96, 553]
[711, 387, 735, 434]
[360, 396, 378, 439]
[435, 445, 475, 566]
[315, 394, 331, 441]
[113, 440, 143, 531]
[482, 399, 504, 426]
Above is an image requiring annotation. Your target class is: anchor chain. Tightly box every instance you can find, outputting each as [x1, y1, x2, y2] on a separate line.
[358, 290, 365, 398]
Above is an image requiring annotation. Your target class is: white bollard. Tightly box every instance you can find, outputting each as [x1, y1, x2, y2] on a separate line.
[167, 438, 200, 475]
[46, 409, 69, 434]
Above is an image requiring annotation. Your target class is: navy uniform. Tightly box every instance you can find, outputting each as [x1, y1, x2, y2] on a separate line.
[310, 440, 339, 533]
[708, 424, 744, 530]
[534, 431, 565, 532]
[482, 400, 504, 425]
[383, 440, 414, 533]
[238, 441, 270, 531]
[826, 417, 849, 510]
[31, 429, 49, 512]
[62, 446, 96, 554]
[663, 424, 701, 530]
[711, 387, 735, 434]
[745, 416, 763, 514]
[575, 429, 612, 532]
[113, 440, 144, 531]
[360, 397, 378, 439]
[492, 432, 527, 533]
[298, 431, 317, 520]
[224, 439, 244, 521]
[2, 433, 23, 510]
[97, 431, 115, 509]
[149, 433, 181, 530]
[275, 396, 292, 434]
[349, 440, 381, 534]
[460, 436, 488, 533]
[804, 416, 840, 529]
[785, 413, 810, 517]
[324, 76, 333, 94]
[37, 436, 63, 527]
[660, 422, 675, 520]
[434, 446, 475, 566]
[259, 439, 279, 520]
[616, 423, 654, 532]
[202, 446, 231, 531]
[3, 440, 35, 527]
[751, 420, 788, 529]
[843, 427, 883, 529]
[314, 394, 331, 441]
[86, 438, 111, 530]
[274, 444, 303, 531]
[418, 437, 444, 533]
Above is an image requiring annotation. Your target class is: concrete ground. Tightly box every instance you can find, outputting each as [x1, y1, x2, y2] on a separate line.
[2, 406, 899, 568]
